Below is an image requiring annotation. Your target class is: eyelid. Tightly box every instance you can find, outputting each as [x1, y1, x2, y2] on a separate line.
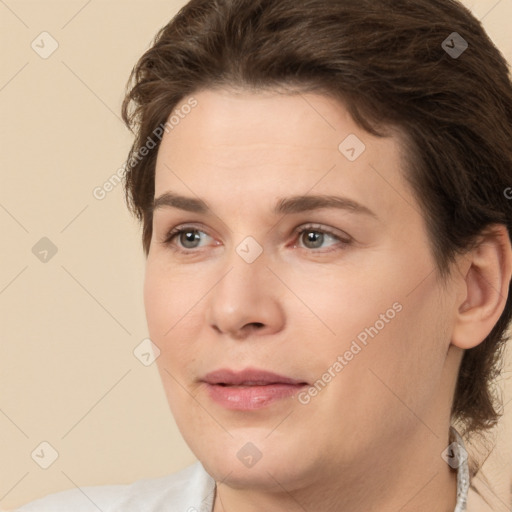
[291, 223, 352, 243]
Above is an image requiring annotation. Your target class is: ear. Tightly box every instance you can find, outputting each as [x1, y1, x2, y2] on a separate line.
[451, 224, 512, 350]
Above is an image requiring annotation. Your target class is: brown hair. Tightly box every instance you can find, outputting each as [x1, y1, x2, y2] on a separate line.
[121, 0, 512, 478]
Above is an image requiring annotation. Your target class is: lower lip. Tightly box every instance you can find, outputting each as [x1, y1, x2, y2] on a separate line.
[204, 383, 307, 410]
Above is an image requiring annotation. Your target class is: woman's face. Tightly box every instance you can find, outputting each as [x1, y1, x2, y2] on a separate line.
[144, 88, 461, 492]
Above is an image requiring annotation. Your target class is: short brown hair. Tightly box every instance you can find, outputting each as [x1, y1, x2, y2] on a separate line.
[121, 0, 512, 476]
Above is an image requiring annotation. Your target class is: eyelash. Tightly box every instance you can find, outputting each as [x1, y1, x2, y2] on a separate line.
[161, 223, 352, 255]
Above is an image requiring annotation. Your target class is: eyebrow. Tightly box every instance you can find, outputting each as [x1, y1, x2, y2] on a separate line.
[152, 192, 377, 218]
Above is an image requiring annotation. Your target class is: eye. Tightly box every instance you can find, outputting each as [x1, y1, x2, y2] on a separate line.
[293, 224, 352, 251]
[162, 225, 214, 252]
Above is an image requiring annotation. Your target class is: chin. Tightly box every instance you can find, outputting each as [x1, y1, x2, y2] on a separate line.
[191, 433, 315, 491]
[203, 453, 301, 491]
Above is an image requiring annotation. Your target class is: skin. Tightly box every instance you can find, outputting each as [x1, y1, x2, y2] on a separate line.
[144, 88, 512, 512]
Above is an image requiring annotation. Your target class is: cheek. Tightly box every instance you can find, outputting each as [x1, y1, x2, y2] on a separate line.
[308, 298, 449, 447]
[144, 267, 170, 340]
[356, 281, 450, 412]
[311, 259, 449, 402]
[144, 259, 205, 375]
[288, 263, 401, 354]
[144, 258, 196, 337]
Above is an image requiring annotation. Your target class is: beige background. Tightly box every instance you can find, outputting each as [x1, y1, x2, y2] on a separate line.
[0, 0, 511, 510]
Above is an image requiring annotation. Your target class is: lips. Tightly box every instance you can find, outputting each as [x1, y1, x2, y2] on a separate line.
[202, 368, 308, 386]
[201, 368, 308, 410]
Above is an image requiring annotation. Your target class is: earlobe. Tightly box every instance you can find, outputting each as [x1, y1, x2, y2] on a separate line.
[452, 225, 512, 350]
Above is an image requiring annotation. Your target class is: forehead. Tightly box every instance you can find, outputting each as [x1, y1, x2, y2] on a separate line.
[153, 88, 415, 221]
[157, 88, 372, 165]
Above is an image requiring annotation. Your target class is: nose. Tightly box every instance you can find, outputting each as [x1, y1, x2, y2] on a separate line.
[205, 251, 286, 340]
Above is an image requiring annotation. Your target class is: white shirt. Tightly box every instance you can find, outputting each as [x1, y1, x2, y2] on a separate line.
[15, 461, 216, 512]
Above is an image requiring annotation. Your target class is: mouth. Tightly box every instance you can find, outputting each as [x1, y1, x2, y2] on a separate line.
[201, 368, 309, 410]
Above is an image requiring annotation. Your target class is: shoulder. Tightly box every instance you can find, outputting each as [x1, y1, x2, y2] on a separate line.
[14, 461, 216, 512]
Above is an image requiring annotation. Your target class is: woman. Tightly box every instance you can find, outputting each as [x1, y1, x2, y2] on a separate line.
[16, 0, 512, 510]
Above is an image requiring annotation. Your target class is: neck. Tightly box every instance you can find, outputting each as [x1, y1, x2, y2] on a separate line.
[212, 426, 459, 512]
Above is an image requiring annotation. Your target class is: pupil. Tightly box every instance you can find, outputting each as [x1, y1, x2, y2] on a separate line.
[305, 231, 322, 248]
[182, 230, 199, 247]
